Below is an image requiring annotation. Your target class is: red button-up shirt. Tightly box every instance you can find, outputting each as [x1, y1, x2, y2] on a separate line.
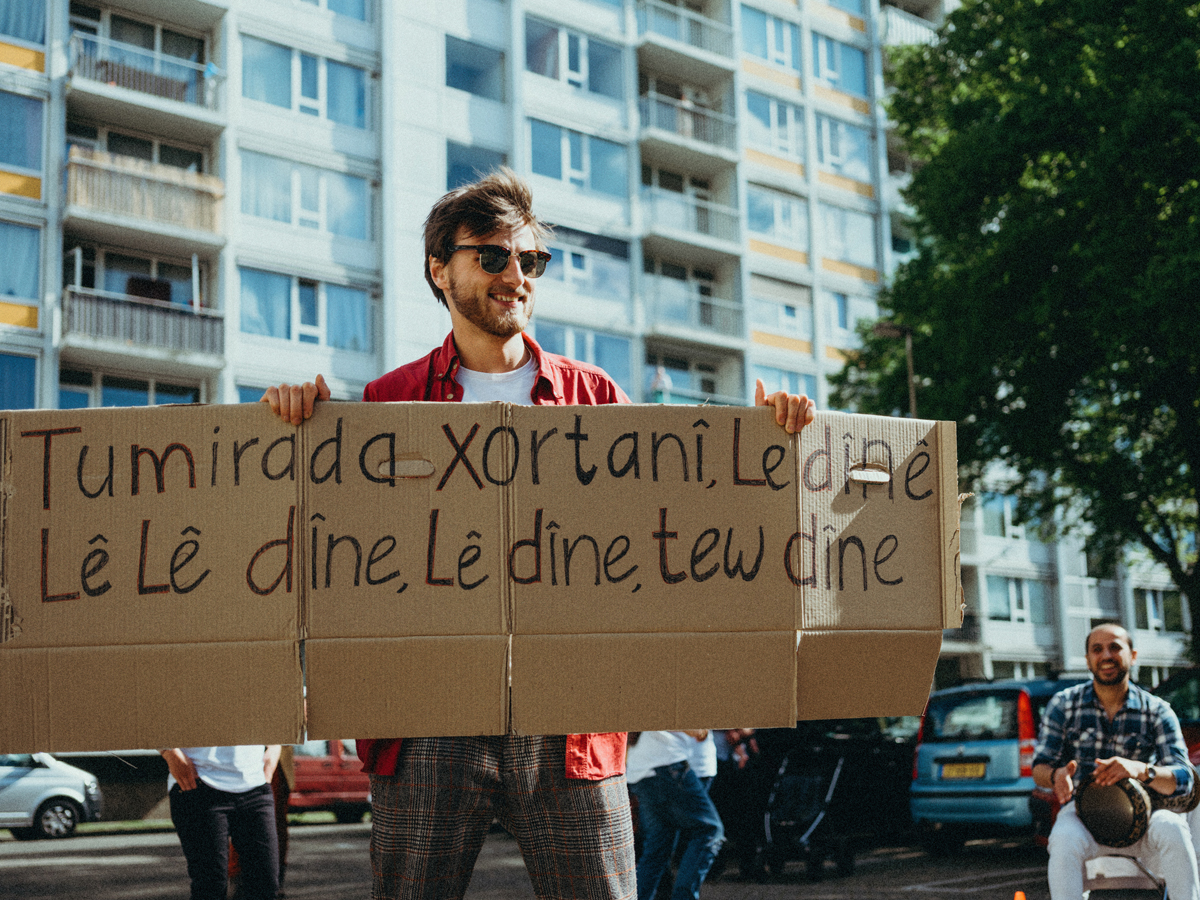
[357, 331, 631, 780]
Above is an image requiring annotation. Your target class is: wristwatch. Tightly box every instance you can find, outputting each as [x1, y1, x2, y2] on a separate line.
[1141, 764, 1157, 783]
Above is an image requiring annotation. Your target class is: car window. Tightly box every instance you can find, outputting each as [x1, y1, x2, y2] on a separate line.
[879, 716, 921, 741]
[294, 740, 331, 757]
[0, 753, 35, 767]
[925, 692, 1018, 741]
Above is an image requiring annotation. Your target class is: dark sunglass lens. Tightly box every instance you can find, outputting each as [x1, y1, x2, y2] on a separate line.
[477, 246, 509, 274]
[519, 252, 547, 278]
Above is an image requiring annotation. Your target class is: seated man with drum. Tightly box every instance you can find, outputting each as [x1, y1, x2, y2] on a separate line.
[1033, 622, 1200, 900]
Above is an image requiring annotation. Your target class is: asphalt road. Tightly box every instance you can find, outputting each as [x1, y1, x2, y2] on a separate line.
[0, 821, 1078, 900]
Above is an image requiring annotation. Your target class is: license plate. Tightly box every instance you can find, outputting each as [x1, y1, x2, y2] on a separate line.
[941, 762, 986, 779]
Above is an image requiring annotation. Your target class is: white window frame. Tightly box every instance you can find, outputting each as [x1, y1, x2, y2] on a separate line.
[749, 275, 812, 339]
[746, 91, 804, 161]
[532, 120, 626, 196]
[747, 184, 808, 247]
[242, 34, 371, 129]
[816, 114, 871, 179]
[526, 17, 620, 96]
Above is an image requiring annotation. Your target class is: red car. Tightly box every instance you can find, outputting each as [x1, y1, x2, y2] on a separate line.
[1030, 669, 1200, 846]
[289, 740, 371, 823]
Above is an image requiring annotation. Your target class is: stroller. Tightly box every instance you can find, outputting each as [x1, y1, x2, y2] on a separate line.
[759, 719, 904, 880]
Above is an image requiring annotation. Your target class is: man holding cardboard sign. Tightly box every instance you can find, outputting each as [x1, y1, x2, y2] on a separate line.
[264, 169, 814, 900]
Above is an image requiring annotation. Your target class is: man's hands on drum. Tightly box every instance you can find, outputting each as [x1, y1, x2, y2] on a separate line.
[262, 374, 330, 425]
[1092, 756, 1149, 788]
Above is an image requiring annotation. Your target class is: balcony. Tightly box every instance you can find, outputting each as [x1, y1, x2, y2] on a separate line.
[641, 187, 740, 265]
[644, 275, 742, 342]
[881, 5, 938, 48]
[61, 286, 224, 375]
[64, 147, 225, 258]
[944, 611, 981, 644]
[639, 93, 739, 176]
[637, 0, 735, 87]
[68, 33, 225, 142]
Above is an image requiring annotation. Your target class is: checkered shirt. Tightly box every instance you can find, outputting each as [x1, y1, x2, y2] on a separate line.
[1033, 680, 1193, 800]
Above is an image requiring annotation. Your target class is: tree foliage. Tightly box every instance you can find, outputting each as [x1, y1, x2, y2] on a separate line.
[831, 0, 1200, 643]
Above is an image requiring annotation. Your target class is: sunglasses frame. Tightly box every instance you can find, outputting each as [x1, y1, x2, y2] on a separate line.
[448, 244, 552, 278]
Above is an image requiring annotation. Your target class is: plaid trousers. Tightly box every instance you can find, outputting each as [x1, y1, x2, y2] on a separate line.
[368, 734, 636, 900]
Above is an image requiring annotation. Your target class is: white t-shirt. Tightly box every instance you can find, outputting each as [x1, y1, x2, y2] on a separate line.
[456, 356, 537, 405]
[626, 731, 702, 785]
[169, 745, 269, 793]
[686, 731, 717, 780]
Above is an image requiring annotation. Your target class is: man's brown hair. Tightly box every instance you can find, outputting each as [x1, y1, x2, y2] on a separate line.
[423, 168, 551, 307]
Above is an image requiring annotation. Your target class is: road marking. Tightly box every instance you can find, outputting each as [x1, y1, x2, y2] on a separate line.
[0, 854, 162, 868]
[903, 867, 1046, 893]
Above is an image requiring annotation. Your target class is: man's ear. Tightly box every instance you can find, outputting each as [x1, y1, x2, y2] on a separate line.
[430, 255, 449, 292]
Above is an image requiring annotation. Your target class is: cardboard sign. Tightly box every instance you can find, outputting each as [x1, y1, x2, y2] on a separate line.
[0, 403, 960, 752]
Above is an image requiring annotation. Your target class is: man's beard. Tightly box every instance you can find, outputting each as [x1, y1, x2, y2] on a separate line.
[1091, 661, 1129, 685]
[447, 273, 533, 338]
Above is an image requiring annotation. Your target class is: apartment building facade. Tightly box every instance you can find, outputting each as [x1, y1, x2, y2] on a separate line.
[0, 0, 1187, 688]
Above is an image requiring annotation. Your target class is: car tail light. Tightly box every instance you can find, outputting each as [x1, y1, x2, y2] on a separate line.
[912, 714, 926, 781]
[1018, 689, 1036, 777]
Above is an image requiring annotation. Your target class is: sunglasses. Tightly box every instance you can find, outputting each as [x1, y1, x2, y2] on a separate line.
[449, 244, 552, 278]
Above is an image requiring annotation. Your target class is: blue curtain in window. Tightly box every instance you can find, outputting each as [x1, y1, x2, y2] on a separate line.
[326, 284, 370, 352]
[327, 60, 366, 128]
[241, 151, 292, 222]
[326, 172, 368, 239]
[0, 220, 39, 300]
[0, 353, 35, 410]
[240, 267, 291, 339]
[0, 90, 42, 172]
[242, 36, 291, 107]
[0, 0, 44, 44]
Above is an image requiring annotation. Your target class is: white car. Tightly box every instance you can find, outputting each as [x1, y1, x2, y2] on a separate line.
[0, 753, 103, 839]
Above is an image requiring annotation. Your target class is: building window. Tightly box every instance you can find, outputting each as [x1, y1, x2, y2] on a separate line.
[753, 365, 817, 403]
[59, 368, 200, 408]
[530, 119, 627, 197]
[240, 267, 372, 352]
[987, 575, 1051, 625]
[826, 0, 864, 14]
[447, 142, 505, 190]
[0, 0, 45, 44]
[819, 202, 876, 269]
[242, 35, 370, 128]
[0, 89, 43, 175]
[1135, 588, 1185, 634]
[747, 184, 808, 248]
[1, 220, 39, 302]
[979, 491, 1031, 540]
[299, 0, 368, 20]
[749, 274, 812, 340]
[69, 120, 205, 172]
[816, 114, 872, 183]
[534, 322, 632, 396]
[446, 36, 504, 101]
[240, 151, 371, 239]
[812, 33, 868, 98]
[741, 5, 800, 73]
[644, 352, 726, 404]
[525, 17, 623, 100]
[543, 226, 630, 304]
[0, 352, 35, 409]
[745, 90, 804, 161]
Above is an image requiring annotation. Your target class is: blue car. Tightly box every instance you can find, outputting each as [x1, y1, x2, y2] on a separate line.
[910, 677, 1086, 853]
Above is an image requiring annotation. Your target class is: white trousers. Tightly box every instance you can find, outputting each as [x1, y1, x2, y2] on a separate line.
[1048, 800, 1200, 900]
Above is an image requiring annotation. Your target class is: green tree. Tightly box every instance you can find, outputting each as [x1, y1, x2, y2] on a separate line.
[832, 0, 1200, 646]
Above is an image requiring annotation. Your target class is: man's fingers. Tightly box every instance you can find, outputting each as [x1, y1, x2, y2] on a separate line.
[754, 378, 766, 407]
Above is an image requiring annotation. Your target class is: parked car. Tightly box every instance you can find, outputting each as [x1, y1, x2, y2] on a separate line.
[1030, 667, 1200, 846]
[911, 677, 1087, 853]
[0, 753, 103, 839]
[289, 739, 370, 823]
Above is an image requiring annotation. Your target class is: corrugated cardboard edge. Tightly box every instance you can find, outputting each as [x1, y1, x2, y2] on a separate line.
[796, 629, 941, 719]
[936, 421, 964, 628]
[0, 415, 14, 644]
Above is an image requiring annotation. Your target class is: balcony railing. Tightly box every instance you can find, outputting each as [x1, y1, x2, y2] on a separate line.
[63, 286, 224, 356]
[650, 385, 744, 407]
[67, 146, 224, 234]
[644, 275, 742, 337]
[881, 5, 938, 47]
[640, 93, 737, 151]
[69, 32, 220, 109]
[642, 188, 739, 243]
[637, 0, 734, 58]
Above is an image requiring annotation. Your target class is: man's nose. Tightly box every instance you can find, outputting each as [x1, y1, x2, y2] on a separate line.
[497, 253, 525, 287]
